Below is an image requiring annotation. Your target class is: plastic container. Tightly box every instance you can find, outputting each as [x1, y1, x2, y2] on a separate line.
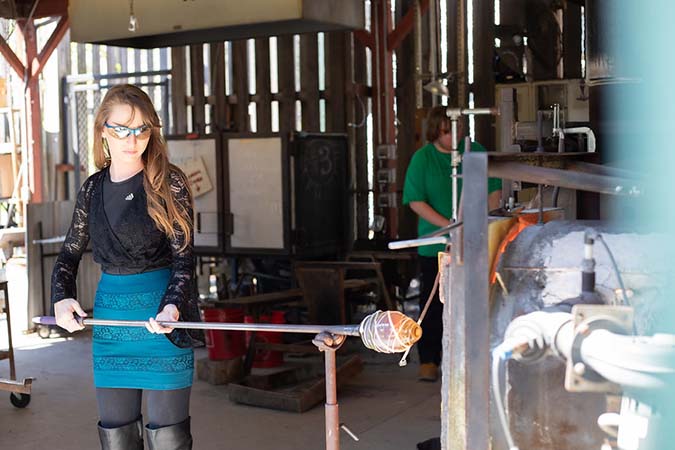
[203, 307, 245, 360]
[244, 311, 285, 368]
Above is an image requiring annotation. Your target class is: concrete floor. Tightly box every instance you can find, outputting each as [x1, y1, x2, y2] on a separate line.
[0, 330, 441, 450]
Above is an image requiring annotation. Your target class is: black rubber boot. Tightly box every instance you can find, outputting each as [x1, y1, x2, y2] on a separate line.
[145, 417, 193, 450]
[97, 417, 143, 450]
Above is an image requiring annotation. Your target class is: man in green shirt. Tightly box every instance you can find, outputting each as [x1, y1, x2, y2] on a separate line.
[403, 106, 501, 381]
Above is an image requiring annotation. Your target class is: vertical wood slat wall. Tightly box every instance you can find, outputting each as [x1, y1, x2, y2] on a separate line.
[171, 33, 352, 136]
[51, 28, 369, 240]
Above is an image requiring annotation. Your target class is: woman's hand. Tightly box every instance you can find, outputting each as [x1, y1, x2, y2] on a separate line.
[146, 304, 179, 334]
[54, 298, 88, 332]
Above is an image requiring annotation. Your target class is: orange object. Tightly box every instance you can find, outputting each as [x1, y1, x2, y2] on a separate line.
[489, 210, 563, 284]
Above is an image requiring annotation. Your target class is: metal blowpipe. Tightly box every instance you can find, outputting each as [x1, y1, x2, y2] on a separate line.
[34, 310, 421, 450]
[33, 310, 422, 354]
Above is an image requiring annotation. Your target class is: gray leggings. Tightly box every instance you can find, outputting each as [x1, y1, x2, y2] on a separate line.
[96, 387, 191, 429]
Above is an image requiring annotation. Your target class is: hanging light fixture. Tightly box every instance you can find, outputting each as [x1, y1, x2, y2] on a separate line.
[128, 0, 138, 32]
[423, 79, 450, 97]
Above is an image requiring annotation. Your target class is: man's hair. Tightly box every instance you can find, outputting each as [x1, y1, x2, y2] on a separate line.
[426, 106, 450, 142]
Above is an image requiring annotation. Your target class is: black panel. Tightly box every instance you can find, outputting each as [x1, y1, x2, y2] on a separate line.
[93, 20, 355, 49]
[292, 133, 348, 258]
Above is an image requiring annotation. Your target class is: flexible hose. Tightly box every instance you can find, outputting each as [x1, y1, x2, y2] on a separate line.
[398, 271, 440, 366]
[492, 344, 521, 450]
[595, 233, 630, 306]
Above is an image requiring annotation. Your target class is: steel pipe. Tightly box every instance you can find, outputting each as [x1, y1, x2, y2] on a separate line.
[34, 316, 363, 337]
[451, 118, 460, 221]
[445, 107, 499, 220]
[446, 107, 499, 117]
[34, 310, 422, 354]
[387, 235, 450, 250]
[563, 127, 596, 153]
[566, 160, 644, 180]
[488, 161, 643, 197]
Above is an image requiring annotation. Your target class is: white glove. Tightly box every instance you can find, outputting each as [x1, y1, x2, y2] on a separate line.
[146, 304, 179, 334]
[53, 298, 88, 333]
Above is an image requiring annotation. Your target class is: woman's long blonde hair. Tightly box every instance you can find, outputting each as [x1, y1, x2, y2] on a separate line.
[92, 84, 192, 249]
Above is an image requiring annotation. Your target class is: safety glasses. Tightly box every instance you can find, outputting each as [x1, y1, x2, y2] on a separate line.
[104, 122, 153, 140]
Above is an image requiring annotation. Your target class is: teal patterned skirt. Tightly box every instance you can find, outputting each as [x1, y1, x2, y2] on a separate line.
[92, 268, 194, 390]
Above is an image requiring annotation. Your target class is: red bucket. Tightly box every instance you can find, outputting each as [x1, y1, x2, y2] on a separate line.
[244, 311, 285, 368]
[203, 307, 245, 360]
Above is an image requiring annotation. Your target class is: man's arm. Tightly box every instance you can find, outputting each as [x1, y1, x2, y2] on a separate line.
[409, 201, 452, 228]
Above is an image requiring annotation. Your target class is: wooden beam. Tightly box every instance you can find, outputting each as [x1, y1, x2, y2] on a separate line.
[473, 0, 496, 150]
[189, 44, 205, 134]
[32, 15, 69, 81]
[388, 0, 429, 51]
[353, 30, 374, 49]
[300, 34, 319, 132]
[395, 0, 419, 240]
[0, 36, 26, 78]
[325, 32, 347, 133]
[563, 2, 582, 79]
[277, 35, 295, 136]
[351, 34, 369, 241]
[371, 0, 398, 237]
[232, 40, 249, 132]
[255, 38, 272, 133]
[209, 42, 228, 131]
[57, 28, 70, 200]
[170, 46, 188, 134]
[18, 20, 43, 202]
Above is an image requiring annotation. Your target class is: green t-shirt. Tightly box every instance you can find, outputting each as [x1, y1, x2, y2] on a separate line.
[402, 140, 502, 257]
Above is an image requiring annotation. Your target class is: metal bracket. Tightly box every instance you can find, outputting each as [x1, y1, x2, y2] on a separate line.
[376, 144, 397, 160]
[377, 168, 396, 184]
[377, 192, 398, 208]
[564, 305, 634, 394]
[312, 332, 346, 352]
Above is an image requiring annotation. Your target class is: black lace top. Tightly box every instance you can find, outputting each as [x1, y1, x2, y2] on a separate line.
[50, 166, 203, 348]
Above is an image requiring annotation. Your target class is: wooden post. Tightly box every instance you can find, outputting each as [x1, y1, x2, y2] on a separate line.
[351, 35, 369, 241]
[563, 2, 583, 79]
[18, 20, 44, 202]
[170, 46, 187, 134]
[189, 44, 205, 134]
[325, 32, 347, 133]
[0, 16, 69, 203]
[277, 35, 295, 136]
[395, 0, 419, 240]
[232, 40, 249, 132]
[300, 34, 320, 132]
[255, 38, 272, 134]
[210, 42, 228, 132]
[473, 0, 496, 150]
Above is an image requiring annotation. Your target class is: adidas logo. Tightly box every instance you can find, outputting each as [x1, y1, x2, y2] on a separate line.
[125, 193, 134, 201]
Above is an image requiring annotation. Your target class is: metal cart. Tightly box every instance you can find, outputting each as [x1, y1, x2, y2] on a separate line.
[0, 280, 32, 407]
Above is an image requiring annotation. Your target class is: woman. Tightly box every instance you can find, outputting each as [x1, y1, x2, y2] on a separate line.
[51, 84, 201, 450]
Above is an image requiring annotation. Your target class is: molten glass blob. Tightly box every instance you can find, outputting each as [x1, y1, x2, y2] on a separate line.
[359, 310, 422, 353]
